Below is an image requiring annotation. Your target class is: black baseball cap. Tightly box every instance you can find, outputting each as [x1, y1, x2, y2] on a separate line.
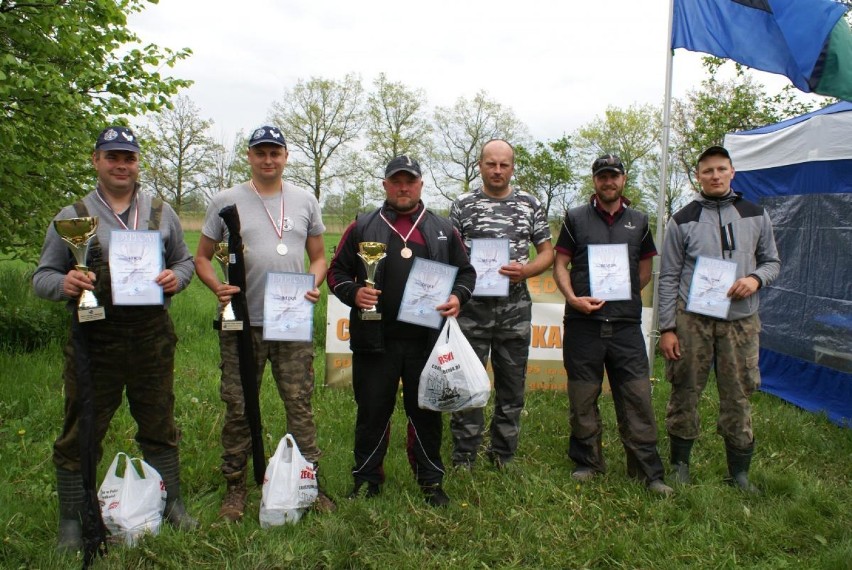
[385, 155, 422, 178]
[248, 126, 287, 148]
[697, 145, 731, 165]
[95, 126, 140, 152]
[592, 154, 625, 176]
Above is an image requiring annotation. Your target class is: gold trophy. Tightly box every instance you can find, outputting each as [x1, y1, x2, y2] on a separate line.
[54, 217, 106, 322]
[357, 242, 387, 320]
[213, 242, 243, 331]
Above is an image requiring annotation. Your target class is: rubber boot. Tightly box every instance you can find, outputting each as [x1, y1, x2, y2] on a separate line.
[56, 467, 84, 553]
[725, 441, 760, 495]
[670, 435, 694, 484]
[218, 472, 247, 522]
[144, 449, 199, 530]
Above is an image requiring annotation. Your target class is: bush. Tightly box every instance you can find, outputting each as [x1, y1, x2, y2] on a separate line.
[0, 265, 68, 352]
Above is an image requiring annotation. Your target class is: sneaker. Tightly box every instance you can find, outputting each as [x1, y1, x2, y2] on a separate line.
[348, 481, 381, 499]
[571, 467, 598, 482]
[647, 479, 675, 497]
[312, 489, 337, 513]
[421, 484, 450, 507]
[218, 480, 247, 522]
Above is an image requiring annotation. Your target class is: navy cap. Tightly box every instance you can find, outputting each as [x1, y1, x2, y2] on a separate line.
[248, 126, 287, 148]
[385, 155, 422, 178]
[95, 126, 140, 152]
[697, 145, 731, 165]
[592, 154, 625, 176]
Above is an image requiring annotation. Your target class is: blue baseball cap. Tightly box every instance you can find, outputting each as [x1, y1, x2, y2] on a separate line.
[95, 126, 140, 152]
[248, 126, 287, 149]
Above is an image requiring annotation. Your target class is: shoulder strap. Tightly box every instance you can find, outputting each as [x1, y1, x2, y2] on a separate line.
[149, 198, 164, 230]
[72, 200, 89, 217]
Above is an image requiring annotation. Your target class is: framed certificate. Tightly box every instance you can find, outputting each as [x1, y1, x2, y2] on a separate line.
[109, 230, 163, 306]
[263, 272, 315, 341]
[470, 238, 510, 297]
[397, 258, 458, 330]
[588, 243, 631, 301]
[686, 256, 737, 319]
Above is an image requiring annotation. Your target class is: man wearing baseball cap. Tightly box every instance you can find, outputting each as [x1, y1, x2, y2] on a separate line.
[659, 145, 780, 494]
[553, 154, 673, 495]
[195, 125, 336, 520]
[33, 126, 197, 551]
[328, 155, 476, 506]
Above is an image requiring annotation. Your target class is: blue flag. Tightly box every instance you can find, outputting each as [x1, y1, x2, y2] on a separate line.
[672, 0, 849, 95]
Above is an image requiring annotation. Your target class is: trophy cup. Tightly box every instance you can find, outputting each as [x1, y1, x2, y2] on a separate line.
[54, 217, 106, 322]
[213, 242, 244, 331]
[357, 242, 387, 320]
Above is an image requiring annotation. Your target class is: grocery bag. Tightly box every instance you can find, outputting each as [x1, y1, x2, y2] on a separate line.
[98, 452, 166, 545]
[418, 316, 491, 412]
[259, 434, 318, 527]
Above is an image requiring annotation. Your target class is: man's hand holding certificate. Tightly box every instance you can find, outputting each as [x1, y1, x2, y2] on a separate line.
[398, 258, 459, 329]
[109, 230, 164, 306]
[588, 243, 631, 301]
[686, 256, 738, 319]
[263, 272, 316, 341]
[470, 238, 510, 297]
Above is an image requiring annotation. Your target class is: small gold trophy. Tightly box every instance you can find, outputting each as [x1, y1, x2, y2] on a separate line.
[54, 217, 106, 322]
[357, 242, 387, 320]
[213, 242, 244, 331]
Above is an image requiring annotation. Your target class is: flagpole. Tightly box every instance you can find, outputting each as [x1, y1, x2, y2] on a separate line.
[648, 0, 676, 371]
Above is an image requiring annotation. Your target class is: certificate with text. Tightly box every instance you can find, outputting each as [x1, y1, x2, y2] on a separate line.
[109, 230, 163, 306]
[397, 258, 458, 330]
[686, 256, 737, 319]
[470, 238, 510, 297]
[588, 244, 631, 301]
[263, 272, 315, 341]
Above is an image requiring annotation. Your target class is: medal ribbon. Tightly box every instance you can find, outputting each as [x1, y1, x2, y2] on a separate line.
[379, 206, 427, 251]
[250, 180, 284, 241]
[95, 187, 138, 230]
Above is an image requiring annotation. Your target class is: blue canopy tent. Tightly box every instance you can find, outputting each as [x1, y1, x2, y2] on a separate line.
[724, 102, 852, 428]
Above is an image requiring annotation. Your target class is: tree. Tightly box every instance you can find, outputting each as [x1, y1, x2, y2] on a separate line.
[138, 96, 218, 215]
[430, 90, 528, 200]
[514, 136, 577, 221]
[573, 104, 662, 213]
[206, 130, 252, 203]
[363, 73, 431, 173]
[269, 74, 364, 201]
[0, 0, 191, 261]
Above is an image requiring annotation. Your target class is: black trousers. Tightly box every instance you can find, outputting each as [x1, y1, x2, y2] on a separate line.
[351, 338, 445, 487]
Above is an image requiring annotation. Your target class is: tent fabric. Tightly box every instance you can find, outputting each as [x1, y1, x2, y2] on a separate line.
[724, 102, 852, 428]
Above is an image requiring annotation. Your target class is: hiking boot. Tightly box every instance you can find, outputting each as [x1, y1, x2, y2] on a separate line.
[571, 467, 598, 482]
[421, 484, 450, 507]
[647, 479, 675, 497]
[312, 489, 337, 513]
[348, 481, 381, 499]
[218, 477, 247, 522]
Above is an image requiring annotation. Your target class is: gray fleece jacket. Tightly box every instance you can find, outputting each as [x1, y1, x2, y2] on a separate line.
[658, 191, 780, 330]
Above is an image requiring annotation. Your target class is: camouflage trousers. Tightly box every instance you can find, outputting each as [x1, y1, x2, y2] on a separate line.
[54, 310, 180, 471]
[665, 302, 761, 450]
[219, 328, 318, 479]
[451, 284, 532, 464]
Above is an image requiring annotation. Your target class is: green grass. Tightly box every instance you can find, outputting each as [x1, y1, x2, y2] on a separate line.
[1, 234, 851, 569]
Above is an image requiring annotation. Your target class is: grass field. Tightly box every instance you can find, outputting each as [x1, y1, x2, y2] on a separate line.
[0, 230, 850, 569]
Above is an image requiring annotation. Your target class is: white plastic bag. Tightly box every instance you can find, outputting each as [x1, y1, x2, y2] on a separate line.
[97, 452, 166, 545]
[418, 316, 491, 412]
[259, 434, 318, 527]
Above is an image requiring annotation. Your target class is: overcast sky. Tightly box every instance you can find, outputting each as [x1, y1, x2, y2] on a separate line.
[127, 0, 808, 145]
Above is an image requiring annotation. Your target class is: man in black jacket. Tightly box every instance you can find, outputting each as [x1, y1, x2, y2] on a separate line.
[553, 154, 672, 495]
[328, 156, 476, 506]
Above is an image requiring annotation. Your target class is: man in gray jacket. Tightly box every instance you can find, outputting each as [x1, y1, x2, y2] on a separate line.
[659, 145, 780, 493]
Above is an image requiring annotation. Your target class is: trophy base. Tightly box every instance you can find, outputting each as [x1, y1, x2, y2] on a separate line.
[359, 311, 382, 321]
[214, 319, 244, 331]
[78, 307, 106, 322]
